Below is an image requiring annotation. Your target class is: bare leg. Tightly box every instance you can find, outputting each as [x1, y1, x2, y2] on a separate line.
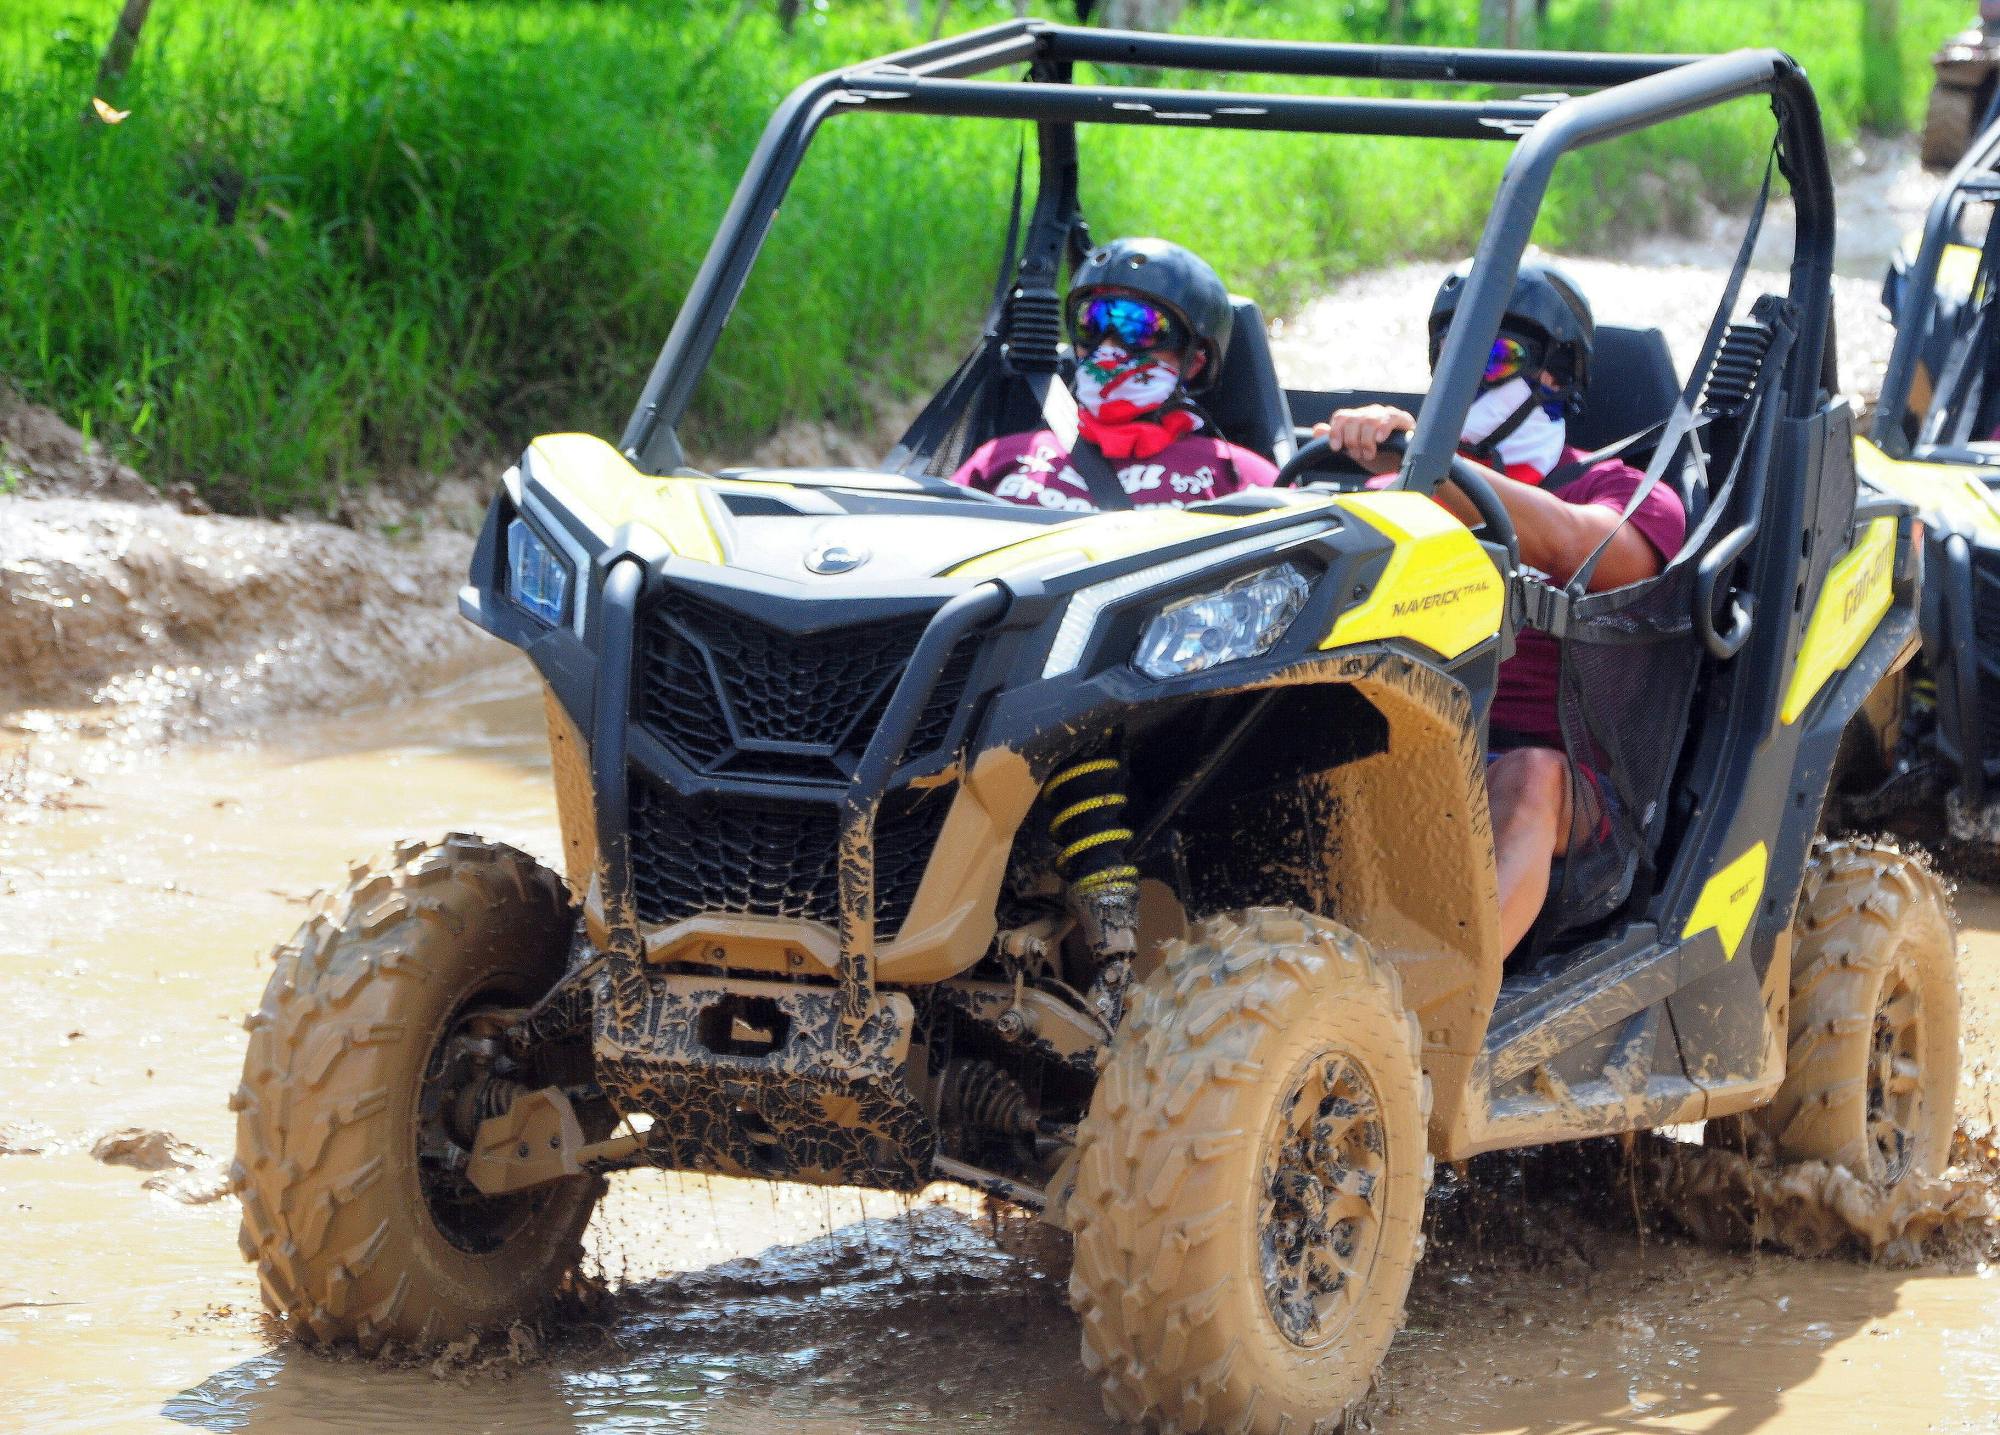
[1487, 747, 1573, 958]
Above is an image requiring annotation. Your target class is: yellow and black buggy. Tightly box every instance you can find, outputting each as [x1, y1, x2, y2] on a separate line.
[232, 23, 1959, 1433]
[1849, 115, 2000, 850]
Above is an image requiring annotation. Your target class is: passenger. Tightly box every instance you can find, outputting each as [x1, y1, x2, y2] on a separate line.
[950, 237, 1278, 508]
[1318, 260, 1687, 958]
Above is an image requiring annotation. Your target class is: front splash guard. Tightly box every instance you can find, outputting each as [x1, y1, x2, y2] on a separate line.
[593, 969, 934, 1189]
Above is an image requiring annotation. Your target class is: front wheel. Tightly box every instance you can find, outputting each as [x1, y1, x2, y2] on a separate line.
[231, 833, 602, 1351]
[1749, 838, 1960, 1186]
[1067, 909, 1432, 1434]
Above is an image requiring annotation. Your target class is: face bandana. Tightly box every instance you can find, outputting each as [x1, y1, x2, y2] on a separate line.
[1073, 342, 1196, 460]
[1460, 375, 1566, 478]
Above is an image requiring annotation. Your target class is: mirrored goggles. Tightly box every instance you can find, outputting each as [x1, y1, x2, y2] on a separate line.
[1481, 333, 1545, 387]
[1071, 294, 1188, 356]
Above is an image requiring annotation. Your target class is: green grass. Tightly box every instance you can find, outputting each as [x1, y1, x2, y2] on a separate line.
[0, 0, 1970, 510]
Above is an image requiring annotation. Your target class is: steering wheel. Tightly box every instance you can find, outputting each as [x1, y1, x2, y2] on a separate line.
[1273, 435, 1376, 491]
[1278, 432, 1519, 570]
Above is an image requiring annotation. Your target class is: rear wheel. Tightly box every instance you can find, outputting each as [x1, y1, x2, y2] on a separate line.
[1923, 84, 1979, 169]
[1750, 838, 1959, 1186]
[232, 833, 602, 1351]
[1067, 909, 1431, 1435]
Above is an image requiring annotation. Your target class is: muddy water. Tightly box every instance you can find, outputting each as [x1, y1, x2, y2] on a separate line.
[8, 655, 2000, 1433]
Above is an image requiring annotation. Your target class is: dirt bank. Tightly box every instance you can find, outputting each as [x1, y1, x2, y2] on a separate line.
[0, 393, 494, 742]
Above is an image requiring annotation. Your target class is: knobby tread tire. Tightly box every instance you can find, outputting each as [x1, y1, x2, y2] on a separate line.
[1752, 838, 1959, 1183]
[1923, 84, 1978, 169]
[231, 833, 601, 1352]
[1067, 908, 1432, 1435]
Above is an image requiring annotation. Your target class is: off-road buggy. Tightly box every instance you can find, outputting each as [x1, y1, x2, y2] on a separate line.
[1921, 5, 2000, 169]
[1849, 116, 2000, 845]
[233, 22, 1960, 1433]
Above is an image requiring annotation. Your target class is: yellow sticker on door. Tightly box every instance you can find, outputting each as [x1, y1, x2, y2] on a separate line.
[1681, 841, 1769, 962]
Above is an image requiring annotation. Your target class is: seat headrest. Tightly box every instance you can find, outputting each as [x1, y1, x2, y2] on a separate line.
[1200, 297, 1295, 464]
[1569, 325, 1680, 451]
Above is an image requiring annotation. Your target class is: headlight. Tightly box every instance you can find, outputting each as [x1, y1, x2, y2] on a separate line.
[507, 516, 573, 627]
[1134, 564, 1310, 679]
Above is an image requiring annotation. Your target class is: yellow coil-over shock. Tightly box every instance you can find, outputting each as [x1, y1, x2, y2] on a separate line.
[1042, 754, 1140, 1028]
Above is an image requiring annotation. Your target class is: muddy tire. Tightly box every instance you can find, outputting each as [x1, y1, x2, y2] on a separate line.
[1748, 839, 1959, 1186]
[231, 833, 602, 1351]
[1068, 908, 1432, 1434]
[1923, 84, 1978, 169]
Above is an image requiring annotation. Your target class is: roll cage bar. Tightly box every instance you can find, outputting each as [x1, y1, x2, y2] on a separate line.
[1872, 117, 2000, 457]
[621, 21, 1834, 492]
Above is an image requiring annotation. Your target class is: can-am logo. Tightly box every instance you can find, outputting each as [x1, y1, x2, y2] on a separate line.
[1840, 540, 1892, 623]
[805, 542, 870, 575]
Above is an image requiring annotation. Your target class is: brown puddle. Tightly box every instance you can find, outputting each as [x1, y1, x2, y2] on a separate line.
[9, 654, 2000, 1434]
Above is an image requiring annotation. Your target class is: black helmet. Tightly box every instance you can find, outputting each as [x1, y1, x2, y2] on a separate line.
[1068, 237, 1234, 392]
[1428, 258, 1594, 412]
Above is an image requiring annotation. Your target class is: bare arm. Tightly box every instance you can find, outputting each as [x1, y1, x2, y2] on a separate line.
[1431, 466, 1662, 590]
[1317, 405, 1663, 591]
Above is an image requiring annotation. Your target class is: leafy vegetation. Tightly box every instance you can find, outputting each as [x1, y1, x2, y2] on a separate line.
[0, 0, 1967, 509]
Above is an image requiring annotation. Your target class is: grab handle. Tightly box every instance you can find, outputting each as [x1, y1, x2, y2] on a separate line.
[1695, 523, 1755, 659]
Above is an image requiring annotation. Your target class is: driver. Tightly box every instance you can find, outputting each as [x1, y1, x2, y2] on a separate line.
[950, 237, 1278, 508]
[1317, 260, 1687, 958]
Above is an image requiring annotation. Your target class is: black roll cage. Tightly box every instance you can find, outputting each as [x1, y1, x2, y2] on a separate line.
[1872, 117, 2000, 457]
[620, 20, 1834, 494]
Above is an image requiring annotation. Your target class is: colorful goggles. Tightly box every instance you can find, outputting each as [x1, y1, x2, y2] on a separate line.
[1481, 332, 1545, 387]
[1071, 294, 1188, 355]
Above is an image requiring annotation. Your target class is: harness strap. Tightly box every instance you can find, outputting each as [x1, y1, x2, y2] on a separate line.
[1463, 389, 1545, 467]
[1565, 145, 1776, 598]
[1066, 437, 1135, 511]
[1538, 413, 1705, 493]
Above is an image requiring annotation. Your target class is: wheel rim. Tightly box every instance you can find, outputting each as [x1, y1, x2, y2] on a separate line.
[415, 989, 545, 1256]
[1258, 1051, 1389, 1349]
[1866, 959, 1926, 1185]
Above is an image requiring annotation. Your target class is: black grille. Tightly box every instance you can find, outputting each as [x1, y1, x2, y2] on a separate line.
[909, 640, 979, 756]
[629, 776, 954, 938]
[638, 595, 959, 781]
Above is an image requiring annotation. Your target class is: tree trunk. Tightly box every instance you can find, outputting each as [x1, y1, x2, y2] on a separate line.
[1478, 0, 1535, 48]
[93, 0, 153, 100]
[1860, 0, 1905, 133]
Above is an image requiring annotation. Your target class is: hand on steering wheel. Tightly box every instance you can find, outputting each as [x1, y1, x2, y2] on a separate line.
[1277, 405, 1415, 490]
[1272, 435, 1379, 491]
[1276, 431, 1520, 572]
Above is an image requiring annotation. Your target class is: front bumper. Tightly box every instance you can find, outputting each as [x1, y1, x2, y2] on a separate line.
[594, 969, 930, 1188]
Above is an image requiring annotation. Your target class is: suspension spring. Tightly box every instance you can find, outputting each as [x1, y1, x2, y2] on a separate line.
[1043, 755, 1139, 912]
[938, 1059, 1036, 1137]
[450, 1074, 532, 1147]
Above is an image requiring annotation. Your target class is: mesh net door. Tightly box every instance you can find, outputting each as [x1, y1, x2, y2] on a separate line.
[1542, 558, 1703, 932]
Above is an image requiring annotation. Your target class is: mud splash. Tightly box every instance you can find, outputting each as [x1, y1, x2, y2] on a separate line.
[1639, 1129, 2000, 1263]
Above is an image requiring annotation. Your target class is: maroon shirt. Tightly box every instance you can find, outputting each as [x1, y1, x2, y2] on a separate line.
[949, 429, 1278, 511]
[1491, 449, 1687, 748]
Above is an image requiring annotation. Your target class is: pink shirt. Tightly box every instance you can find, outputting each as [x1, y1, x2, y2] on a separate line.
[1491, 449, 1687, 748]
[949, 429, 1279, 511]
